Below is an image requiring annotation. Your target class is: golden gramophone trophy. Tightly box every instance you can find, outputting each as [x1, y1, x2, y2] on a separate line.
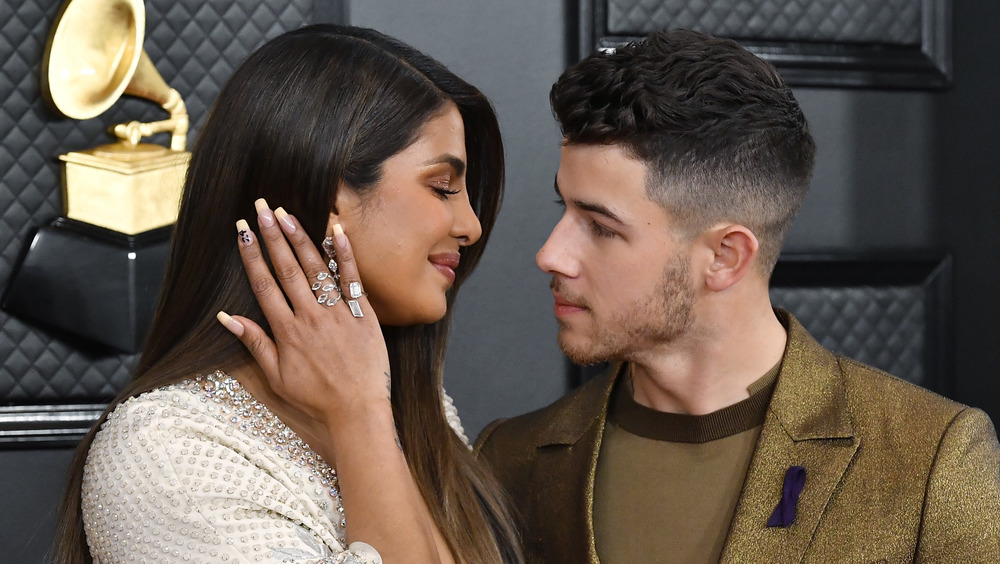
[2, 0, 189, 352]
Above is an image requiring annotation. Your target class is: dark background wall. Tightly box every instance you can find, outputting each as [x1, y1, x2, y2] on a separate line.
[0, 1, 326, 561]
[1, 1, 998, 560]
[933, 2, 1000, 427]
[352, 1, 995, 435]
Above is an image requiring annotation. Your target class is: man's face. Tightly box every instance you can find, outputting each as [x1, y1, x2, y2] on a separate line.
[537, 143, 696, 365]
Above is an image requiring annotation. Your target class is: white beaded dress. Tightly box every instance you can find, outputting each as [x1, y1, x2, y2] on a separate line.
[81, 370, 469, 563]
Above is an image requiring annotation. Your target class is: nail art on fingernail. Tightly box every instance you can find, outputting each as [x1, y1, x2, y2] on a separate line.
[236, 219, 252, 245]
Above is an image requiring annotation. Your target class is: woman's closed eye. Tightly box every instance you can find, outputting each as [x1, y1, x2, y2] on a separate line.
[431, 178, 460, 198]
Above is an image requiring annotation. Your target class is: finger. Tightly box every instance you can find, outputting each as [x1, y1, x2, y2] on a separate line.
[273, 207, 343, 309]
[236, 218, 295, 325]
[253, 198, 317, 308]
[330, 223, 374, 320]
[216, 311, 280, 377]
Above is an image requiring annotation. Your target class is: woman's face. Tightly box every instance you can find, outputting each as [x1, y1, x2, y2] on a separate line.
[334, 102, 483, 325]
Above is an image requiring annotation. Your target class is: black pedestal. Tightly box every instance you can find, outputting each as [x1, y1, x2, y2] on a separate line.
[2, 217, 171, 353]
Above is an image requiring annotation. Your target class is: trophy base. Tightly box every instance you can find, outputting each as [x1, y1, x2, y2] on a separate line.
[2, 217, 171, 353]
[60, 144, 190, 235]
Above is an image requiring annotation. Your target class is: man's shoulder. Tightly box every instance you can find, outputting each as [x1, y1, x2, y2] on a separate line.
[829, 356, 995, 452]
[475, 367, 616, 456]
[779, 310, 975, 435]
[837, 356, 967, 423]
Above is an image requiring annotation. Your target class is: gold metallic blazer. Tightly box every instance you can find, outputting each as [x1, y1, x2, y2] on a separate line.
[476, 313, 1000, 563]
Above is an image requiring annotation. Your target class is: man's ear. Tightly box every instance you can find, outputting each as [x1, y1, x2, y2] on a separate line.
[702, 224, 759, 292]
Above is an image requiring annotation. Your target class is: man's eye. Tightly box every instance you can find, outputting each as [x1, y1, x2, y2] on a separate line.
[590, 221, 616, 238]
[554, 198, 566, 207]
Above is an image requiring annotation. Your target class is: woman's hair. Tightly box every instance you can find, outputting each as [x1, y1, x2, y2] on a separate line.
[53, 24, 520, 563]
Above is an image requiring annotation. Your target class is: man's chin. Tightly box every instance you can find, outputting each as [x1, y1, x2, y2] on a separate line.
[557, 331, 612, 366]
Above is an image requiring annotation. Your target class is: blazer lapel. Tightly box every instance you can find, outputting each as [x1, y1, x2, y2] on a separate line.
[528, 365, 623, 564]
[721, 314, 859, 563]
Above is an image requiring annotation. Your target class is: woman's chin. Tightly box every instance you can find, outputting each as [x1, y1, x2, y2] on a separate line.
[371, 301, 448, 326]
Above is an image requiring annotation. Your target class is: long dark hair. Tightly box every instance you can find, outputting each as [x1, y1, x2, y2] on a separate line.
[53, 24, 520, 563]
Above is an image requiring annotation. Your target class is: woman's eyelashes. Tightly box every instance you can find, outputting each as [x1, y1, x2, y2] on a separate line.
[430, 177, 460, 198]
[434, 186, 461, 198]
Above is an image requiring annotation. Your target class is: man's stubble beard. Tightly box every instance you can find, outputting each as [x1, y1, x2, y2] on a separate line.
[558, 254, 695, 365]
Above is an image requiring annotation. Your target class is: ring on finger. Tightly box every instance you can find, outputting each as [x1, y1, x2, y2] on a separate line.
[319, 289, 342, 307]
[313, 270, 342, 306]
[347, 299, 364, 318]
[345, 281, 364, 317]
[323, 236, 361, 316]
[348, 281, 364, 299]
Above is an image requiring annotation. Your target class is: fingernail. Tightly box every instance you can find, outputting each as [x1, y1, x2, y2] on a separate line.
[216, 311, 245, 337]
[236, 219, 252, 245]
[254, 198, 274, 227]
[333, 223, 348, 248]
[274, 207, 295, 233]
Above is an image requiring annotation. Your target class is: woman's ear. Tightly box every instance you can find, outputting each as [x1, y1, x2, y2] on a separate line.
[330, 182, 360, 235]
[325, 211, 340, 238]
[703, 224, 759, 292]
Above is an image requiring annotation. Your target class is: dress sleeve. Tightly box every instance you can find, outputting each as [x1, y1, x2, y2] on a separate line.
[917, 407, 1000, 562]
[266, 534, 383, 564]
[81, 395, 384, 564]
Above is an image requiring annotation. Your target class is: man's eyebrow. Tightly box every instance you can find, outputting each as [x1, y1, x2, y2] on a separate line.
[553, 177, 626, 225]
[424, 154, 466, 177]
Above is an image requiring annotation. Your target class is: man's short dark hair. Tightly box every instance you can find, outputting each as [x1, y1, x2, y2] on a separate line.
[550, 29, 815, 274]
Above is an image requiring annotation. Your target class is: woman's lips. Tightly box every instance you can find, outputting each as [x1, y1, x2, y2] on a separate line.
[429, 252, 460, 284]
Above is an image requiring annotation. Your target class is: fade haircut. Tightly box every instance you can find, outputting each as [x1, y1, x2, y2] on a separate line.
[550, 29, 815, 274]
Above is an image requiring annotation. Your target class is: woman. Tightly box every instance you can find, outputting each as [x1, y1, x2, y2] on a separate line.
[53, 24, 521, 563]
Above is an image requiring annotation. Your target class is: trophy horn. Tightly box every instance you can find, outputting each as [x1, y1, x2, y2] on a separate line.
[42, 0, 188, 150]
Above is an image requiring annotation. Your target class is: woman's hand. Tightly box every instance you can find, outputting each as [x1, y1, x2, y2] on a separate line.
[218, 198, 454, 563]
[218, 198, 392, 434]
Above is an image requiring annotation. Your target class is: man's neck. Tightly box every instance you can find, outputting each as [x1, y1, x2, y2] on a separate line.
[626, 303, 787, 416]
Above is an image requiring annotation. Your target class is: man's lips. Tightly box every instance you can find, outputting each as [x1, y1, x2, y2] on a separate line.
[552, 290, 587, 317]
[429, 252, 460, 284]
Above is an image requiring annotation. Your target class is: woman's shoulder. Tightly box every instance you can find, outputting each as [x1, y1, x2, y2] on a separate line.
[82, 373, 354, 559]
[90, 371, 339, 490]
[95, 371, 235, 439]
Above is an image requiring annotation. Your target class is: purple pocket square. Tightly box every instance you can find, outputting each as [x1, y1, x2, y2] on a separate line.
[767, 465, 806, 527]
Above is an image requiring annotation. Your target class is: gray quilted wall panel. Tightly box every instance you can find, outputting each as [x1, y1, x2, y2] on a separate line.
[606, 0, 922, 45]
[0, 0, 318, 405]
[770, 286, 926, 383]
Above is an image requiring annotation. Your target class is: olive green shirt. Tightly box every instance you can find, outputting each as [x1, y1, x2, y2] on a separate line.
[593, 365, 780, 563]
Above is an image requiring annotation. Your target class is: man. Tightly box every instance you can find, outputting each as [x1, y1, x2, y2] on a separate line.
[476, 30, 1000, 562]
